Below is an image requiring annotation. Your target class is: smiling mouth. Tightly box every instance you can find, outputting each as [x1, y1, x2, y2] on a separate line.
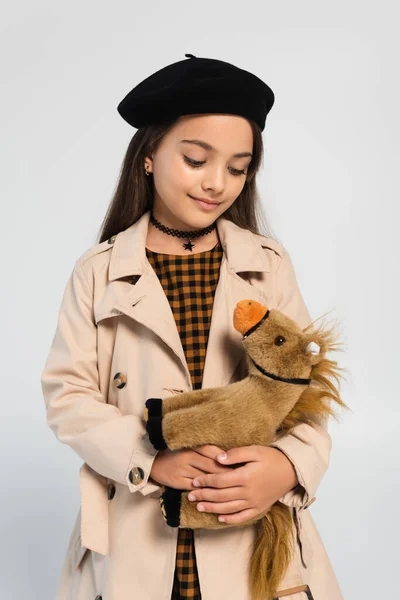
[189, 195, 221, 205]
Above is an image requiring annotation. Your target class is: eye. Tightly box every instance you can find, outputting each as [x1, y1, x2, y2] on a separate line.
[183, 155, 205, 168]
[230, 167, 247, 176]
[274, 335, 286, 346]
[182, 155, 247, 177]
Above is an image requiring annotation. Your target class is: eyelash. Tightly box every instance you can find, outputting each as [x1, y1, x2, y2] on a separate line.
[182, 155, 247, 177]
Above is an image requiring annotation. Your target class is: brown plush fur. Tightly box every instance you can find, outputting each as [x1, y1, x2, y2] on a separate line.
[144, 300, 350, 600]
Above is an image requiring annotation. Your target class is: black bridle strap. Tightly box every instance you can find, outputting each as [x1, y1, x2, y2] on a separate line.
[242, 308, 311, 385]
[242, 309, 270, 339]
[249, 354, 311, 386]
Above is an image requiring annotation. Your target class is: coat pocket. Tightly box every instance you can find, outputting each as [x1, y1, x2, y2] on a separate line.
[273, 584, 314, 599]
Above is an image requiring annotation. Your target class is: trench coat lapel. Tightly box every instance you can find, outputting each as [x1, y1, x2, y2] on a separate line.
[95, 210, 272, 390]
[200, 231, 271, 389]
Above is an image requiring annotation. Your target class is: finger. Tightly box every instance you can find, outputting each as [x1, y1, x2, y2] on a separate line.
[185, 468, 224, 490]
[188, 486, 245, 504]
[181, 476, 207, 492]
[192, 455, 232, 475]
[218, 508, 260, 525]
[184, 459, 227, 481]
[196, 499, 248, 514]
[185, 466, 218, 483]
[193, 468, 248, 489]
[215, 445, 261, 466]
[192, 445, 226, 460]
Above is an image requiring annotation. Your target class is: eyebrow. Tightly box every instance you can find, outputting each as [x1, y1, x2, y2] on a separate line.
[180, 139, 253, 159]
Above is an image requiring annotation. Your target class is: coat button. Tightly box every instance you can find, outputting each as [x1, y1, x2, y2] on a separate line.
[113, 372, 127, 389]
[108, 483, 116, 500]
[107, 235, 117, 244]
[129, 467, 144, 485]
[95, 596, 102, 600]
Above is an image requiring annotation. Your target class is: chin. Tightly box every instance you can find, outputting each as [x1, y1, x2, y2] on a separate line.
[182, 204, 219, 224]
[189, 212, 219, 227]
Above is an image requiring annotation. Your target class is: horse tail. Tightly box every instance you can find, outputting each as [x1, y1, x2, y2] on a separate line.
[250, 503, 295, 600]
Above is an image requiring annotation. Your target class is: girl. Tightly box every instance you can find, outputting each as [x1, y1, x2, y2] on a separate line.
[41, 54, 343, 600]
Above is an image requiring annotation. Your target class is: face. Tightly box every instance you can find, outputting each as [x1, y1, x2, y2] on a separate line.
[145, 114, 253, 230]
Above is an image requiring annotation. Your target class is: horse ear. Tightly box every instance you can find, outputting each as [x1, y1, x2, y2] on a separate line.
[306, 341, 320, 355]
[306, 340, 321, 365]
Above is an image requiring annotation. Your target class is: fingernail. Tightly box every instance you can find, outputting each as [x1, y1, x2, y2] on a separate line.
[218, 516, 226, 522]
[217, 453, 227, 461]
[188, 493, 196, 501]
[193, 480, 200, 487]
[197, 504, 205, 511]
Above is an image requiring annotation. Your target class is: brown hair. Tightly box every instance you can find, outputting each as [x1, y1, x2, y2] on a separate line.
[97, 117, 273, 244]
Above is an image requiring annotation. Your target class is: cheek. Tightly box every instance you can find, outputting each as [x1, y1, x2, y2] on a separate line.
[177, 161, 198, 189]
[154, 159, 191, 198]
[224, 178, 246, 206]
[167, 157, 198, 192]
[234, 178, 246, 195]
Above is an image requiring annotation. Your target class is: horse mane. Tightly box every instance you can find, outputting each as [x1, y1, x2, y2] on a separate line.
[276, 315, 351, 437]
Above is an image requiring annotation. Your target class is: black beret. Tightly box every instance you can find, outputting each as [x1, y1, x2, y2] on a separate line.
[117, 53, 275, 132]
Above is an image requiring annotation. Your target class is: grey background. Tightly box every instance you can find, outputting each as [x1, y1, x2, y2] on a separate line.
[1, 1, 398, 598]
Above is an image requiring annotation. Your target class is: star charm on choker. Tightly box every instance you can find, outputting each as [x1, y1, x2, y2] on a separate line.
[183, 240, 195, 251]
[149, 213, 217, 252]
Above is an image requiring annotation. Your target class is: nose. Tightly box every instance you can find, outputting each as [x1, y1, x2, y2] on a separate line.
[233, 300, 269, 335]
[202, 165, 225, 194]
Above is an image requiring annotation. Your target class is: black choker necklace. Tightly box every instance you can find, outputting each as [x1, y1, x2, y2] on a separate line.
[150, 213, 217, 252]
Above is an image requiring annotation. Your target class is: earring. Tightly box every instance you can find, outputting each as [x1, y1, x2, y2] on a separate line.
[145, 165, 151, 176]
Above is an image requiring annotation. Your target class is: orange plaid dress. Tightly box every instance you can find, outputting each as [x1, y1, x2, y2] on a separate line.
[146, 238, 224, 600]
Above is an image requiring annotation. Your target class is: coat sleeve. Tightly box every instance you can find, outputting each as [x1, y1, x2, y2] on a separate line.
[269, 247, 332, 508]
[40, 258, 161, 496]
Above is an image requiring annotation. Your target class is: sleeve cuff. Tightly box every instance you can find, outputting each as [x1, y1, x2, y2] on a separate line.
[270, 422, 331, 509]
[125, 434, 163, 496]
[271, 445, 310, 507]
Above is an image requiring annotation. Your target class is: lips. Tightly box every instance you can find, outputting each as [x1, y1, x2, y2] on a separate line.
[189, 195, 220, 206]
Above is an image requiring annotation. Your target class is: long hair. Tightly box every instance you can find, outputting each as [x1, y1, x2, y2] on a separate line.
[97, 117, 273, 243]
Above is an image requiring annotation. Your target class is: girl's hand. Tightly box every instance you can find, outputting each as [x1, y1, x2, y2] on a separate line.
[150, 444, 230, 490]
[187, 445, 299, 525]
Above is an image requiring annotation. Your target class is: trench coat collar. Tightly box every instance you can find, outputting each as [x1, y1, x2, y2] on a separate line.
[108, 210, 271, 281]
[99, 209, 273, 392]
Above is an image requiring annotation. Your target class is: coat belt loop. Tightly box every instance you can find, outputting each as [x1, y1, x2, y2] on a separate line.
[293, 506, 313, 567]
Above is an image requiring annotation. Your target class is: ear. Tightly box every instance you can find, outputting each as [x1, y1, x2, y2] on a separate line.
[307, 341, 320, 355]
[144, 153, 154, 167]
[305, 340, 321, 365]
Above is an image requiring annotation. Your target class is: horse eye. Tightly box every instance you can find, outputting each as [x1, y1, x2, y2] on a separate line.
[274, 335, 286, 346]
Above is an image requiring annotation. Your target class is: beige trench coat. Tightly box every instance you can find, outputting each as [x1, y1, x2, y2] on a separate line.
[41, 210, 343, 600]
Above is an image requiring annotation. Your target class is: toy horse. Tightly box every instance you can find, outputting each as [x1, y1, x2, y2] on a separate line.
[144, 299, 348, 600]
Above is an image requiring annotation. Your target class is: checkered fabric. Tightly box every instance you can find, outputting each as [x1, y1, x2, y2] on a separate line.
[146, 239, 224, 600]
